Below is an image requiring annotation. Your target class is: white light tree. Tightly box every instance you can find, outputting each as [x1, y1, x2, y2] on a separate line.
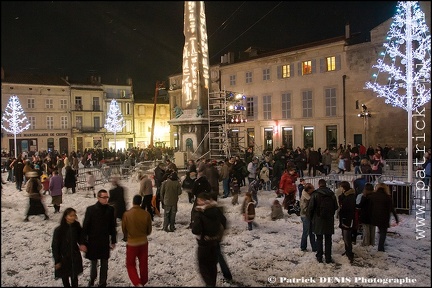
[104, 99, 126, 152]
[1, 95, 31, 158]
[365, 1, 431, 182]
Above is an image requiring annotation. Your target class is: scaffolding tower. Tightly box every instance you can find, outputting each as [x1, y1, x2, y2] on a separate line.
[208, 90, 246, 160]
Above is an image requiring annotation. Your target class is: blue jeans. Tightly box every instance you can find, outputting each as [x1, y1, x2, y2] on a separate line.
[223, 178, 230, 197]
[354, 166, 361, 175]
[163, 205, 178, 231]
[300, 216, 316, 251]
[264, 181, 271, 191]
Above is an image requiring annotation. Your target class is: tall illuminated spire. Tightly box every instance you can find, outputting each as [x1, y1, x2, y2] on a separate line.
[182, 1, 210, 109]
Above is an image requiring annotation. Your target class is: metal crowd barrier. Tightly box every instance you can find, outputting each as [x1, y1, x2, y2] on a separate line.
[76, 163, 135, 191]
[301, 173, 430, 215]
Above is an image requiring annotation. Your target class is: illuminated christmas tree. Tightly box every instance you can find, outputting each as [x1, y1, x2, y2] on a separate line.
[365, 1, 431, 182]
[104, 99, 126, 152]
[1, 95, 31, 158]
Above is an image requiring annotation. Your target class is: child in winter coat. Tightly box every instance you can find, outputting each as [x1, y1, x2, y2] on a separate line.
[41, 173, 50, 195]
[271, 199, 284, 220]
[86, 171, 96, 198]
[337, 154, 346, 174]
[242, 192, 256, 230]
[230, 177, 240, 205]
[259, 164, 271, 191]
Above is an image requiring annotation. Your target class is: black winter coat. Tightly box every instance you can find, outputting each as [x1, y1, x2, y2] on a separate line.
[108, 185, 127, 220]
[369, 190, 399, 228]
[82, 202, 117, 260]
[192, 202, 227, 246]
[52, 221, 84, 279]
[308, 186, 338, 235]
[357, 195, 372, 224]
[338, 189, 356, 229]
[64, 168, 76, 189]
[191, 176, 212, 198]
[14, 160, 24, 182]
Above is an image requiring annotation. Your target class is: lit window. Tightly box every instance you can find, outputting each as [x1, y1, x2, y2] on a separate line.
[302, 61, 312, 75]
[282, 65, 291, 78]
[326, 56, 336, 71]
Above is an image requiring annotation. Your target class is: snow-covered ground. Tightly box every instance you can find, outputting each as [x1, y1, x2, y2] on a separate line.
[1, 172, 431, 287]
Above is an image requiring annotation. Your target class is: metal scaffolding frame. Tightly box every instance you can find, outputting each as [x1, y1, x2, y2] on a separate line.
[207, 90, 246, 160]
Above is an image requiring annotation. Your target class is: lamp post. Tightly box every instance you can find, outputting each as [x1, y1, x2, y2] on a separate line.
[357, 104, 371, 146]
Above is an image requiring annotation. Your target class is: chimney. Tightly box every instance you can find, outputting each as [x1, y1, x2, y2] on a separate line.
[127, 78, 132, 86]
[98, 76, 101, 83]
[65, 75, 69, 81]
[345, 23, 350, 39]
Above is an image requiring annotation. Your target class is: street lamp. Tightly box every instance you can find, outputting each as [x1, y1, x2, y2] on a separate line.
[357, 104, 372, 146]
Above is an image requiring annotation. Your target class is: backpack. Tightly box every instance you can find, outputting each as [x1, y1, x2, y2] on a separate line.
[241, 165, 249, 178]
[318, 192, 335, 219]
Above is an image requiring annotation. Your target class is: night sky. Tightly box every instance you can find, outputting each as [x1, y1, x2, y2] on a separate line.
[1, 1, 398, 101]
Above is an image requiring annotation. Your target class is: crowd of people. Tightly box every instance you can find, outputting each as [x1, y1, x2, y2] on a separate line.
[1, 143, 430, 287]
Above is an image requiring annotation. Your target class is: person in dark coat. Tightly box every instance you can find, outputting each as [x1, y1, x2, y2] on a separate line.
[307, 179, 338, 264]
[189, 169, 212, 228]
[80, 189, 117, 287]
[64, 166, 77, 194]
[204, 159, 220, 200]
[338, 181, 356, 263]
[24, 171, 49, 221]
[108, 175, 127, 221]
[307, 148, 320, 177]
[13, 156, 25, 191]
[357, 183, 375, 246]
[368, 183, 399, 252]
[52, 207, 84, 287]
[153, 162, 166, 215]
[192, 192, 227, 287]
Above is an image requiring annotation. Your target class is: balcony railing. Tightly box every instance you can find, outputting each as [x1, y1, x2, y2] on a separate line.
[75, 104, 83, 110]
[72, 126, 102, 133]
